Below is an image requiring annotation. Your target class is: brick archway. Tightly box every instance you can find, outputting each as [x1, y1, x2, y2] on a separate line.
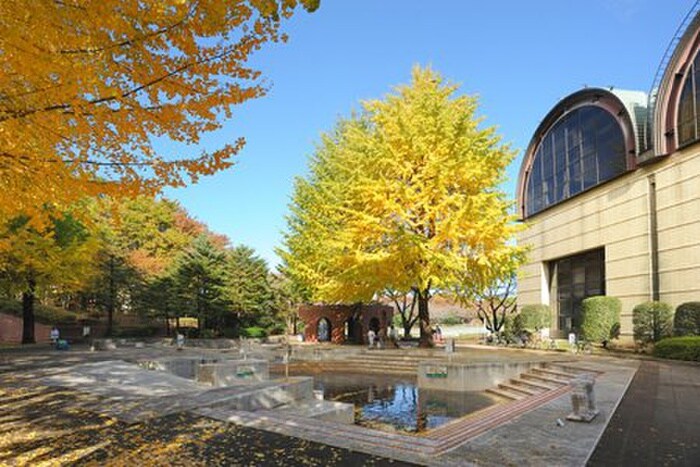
[298, 303, 394, 345]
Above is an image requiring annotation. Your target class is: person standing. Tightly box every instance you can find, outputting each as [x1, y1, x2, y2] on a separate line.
[367, 328, 376, 349]
[389, 324, 399, 348]
[435, 325, 443, 344]
[50, 326, 59, 346]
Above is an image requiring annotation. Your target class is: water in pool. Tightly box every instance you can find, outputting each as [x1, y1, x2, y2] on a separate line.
[308, 373, 497, 433]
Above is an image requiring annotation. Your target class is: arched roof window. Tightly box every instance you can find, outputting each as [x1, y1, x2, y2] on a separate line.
[677, 51, 700, 147]
[525, 105, 627, 217]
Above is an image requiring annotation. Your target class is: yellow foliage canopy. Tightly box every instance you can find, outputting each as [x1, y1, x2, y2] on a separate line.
[0, 212, 98, 295]
[0, 0, 318, 220]
[281, 66, 526, 304]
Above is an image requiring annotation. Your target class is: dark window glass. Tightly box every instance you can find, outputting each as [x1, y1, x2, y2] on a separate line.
[525, 105, 627, 216]
[582, 154, 597, 189]
[678, 74, 696, 146]
[694, 54, 700, 140]
[569, 158, 582, 196]
[552, 248, 606, 334]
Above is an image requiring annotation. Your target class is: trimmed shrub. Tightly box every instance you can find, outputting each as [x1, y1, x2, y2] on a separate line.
[674, 302, 700, 336]
[514, 304, 551, 333]
[439, 313, 463, 326]
[633, 301, 674, 344]
[0, 297, 77, 324]
[653, 336, 700, 361]
[241, 326, 267, 338]
[580, 296, 621, 343]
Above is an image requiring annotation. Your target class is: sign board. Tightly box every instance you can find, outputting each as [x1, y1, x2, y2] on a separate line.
[168, 317, 199, 329]
[236, 366, 255, 378]
[425, 365, 448, 378]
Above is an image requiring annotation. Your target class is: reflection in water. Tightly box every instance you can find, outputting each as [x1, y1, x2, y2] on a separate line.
[310, 373, 496, 433]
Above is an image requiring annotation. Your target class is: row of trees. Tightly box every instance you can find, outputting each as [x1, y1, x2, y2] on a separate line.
[1, 4, 525, 346]
[0, 197, 294, 343]
[279, 67, 526, 347]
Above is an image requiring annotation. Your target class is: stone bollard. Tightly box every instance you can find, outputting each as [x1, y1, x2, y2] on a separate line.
[93, 339, 117, 351]
[567, 373, 599, 422]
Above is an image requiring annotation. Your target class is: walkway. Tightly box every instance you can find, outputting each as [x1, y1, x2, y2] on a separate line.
[588, 360, 700, 466]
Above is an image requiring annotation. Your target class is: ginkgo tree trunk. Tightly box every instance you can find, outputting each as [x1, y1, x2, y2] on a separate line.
[281, 66, 525, 347]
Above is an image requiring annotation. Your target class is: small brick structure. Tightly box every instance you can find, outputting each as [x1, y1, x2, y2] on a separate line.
[298, 303, 393, 345]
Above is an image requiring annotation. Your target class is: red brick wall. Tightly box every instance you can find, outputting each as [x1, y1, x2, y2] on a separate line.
[298, 304, 393, 345]
[0, 313, 52, 344]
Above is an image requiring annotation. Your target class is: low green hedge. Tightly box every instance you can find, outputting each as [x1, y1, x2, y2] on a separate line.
[653, 336, 700, 361]
[674, 302, 700, 336]
[580, 296, 621, 343]
[514, 304, 551, 333]
[241, 326, 267, 338]
[0, 297, 78, 324]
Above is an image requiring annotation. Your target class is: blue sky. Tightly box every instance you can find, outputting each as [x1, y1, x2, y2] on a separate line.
[164, 0, 696, 267]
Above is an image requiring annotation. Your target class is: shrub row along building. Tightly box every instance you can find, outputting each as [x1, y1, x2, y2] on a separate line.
[516, 7, 700, 338]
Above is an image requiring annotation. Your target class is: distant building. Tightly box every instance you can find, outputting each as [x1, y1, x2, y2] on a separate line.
[298, 303, 393, 344]
[516, 9, 700, 338]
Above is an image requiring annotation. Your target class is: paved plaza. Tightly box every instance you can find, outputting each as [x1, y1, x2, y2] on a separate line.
[0, 343, 697, 466]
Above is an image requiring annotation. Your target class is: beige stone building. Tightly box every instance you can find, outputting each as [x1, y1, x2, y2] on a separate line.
[516, 10, 700, 338]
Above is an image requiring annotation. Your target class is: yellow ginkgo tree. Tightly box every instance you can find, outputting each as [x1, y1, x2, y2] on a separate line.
[0, 0, 318, 221]
[0, 212, 98, 343]
[280, 66, 525, 347]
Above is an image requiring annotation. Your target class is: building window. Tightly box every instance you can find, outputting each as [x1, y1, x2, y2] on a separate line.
[549, 248, 605, 334]
[677, 51, 700, 147]
[525, 106, 627, 217]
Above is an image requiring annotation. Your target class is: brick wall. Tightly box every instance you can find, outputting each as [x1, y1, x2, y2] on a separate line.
[0, 313, 52, 344]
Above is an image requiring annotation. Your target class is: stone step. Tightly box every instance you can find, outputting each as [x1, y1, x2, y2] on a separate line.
[497, 381, 540, 396]
[521, 372, 568, 386]
[546, 363, 603, 376]
[272, 363, 417, 374]
[531, 367, 575, 380]
[335, 359, 420, 367]
[510, 377, 558, 391]
[273, 362, 419, 374]
[350, 354, 447, 364]
[485, 387, 525, 401]
[336, 359, 439, 367]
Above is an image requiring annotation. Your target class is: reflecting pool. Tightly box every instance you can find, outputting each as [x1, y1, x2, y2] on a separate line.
[307, 373, 497, 433]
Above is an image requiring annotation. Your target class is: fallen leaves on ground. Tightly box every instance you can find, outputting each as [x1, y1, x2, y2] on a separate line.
[0, 385, 408, 466]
